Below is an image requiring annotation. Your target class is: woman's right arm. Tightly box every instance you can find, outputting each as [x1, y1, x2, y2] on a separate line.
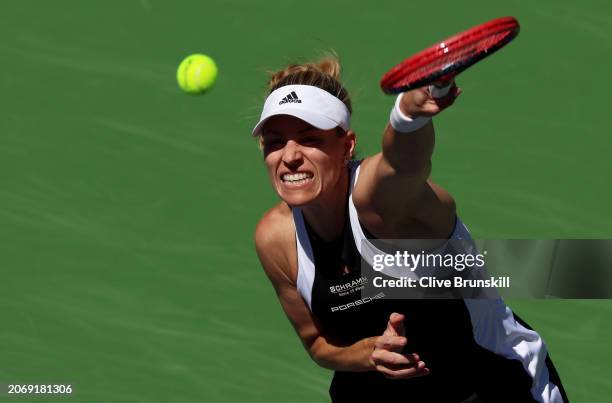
[254, 210, 427, 378]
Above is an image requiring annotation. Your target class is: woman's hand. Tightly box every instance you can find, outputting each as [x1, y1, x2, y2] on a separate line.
[399, 80, 461, 118]
[369, 313, 430, 379]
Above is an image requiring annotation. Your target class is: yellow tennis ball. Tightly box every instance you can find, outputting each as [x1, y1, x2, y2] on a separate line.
[177, 54, 218, 94]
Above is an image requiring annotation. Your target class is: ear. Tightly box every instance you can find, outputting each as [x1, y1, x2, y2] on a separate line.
[257, 135, 264, 151]
[344, 130, 356, 159]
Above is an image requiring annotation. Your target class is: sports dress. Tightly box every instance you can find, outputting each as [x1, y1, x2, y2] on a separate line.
[291, 160, 568, 403]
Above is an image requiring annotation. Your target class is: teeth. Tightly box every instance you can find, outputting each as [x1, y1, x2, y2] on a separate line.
[282, 172, 313, 182]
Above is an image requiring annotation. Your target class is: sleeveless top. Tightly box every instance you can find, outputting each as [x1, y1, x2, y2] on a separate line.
[291, 160, 567, 403]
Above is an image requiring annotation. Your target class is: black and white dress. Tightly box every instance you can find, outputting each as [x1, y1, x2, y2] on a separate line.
[292, 160, 567, 403]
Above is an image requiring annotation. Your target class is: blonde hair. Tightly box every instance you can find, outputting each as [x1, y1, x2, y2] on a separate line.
[266, 55, 352, 114]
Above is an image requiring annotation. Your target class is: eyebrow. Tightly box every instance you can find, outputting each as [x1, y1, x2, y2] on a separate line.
[262, 126, 317, 136]
[298, 126, 318, 133]
[262, 129, 282, 136]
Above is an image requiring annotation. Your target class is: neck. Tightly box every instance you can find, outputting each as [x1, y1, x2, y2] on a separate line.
[300, 168, 350, 242]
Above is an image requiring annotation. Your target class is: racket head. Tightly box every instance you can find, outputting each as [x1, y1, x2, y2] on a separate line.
[380, 16, 520, 94]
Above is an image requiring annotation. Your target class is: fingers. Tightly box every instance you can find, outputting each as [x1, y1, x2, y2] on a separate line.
[373, 316, 429, 380]
[371, 349, 420, 367]
[376, 361, 430, 380]
[375, 334, 407, 352]
[385, 312, 406, 338]
[371, 349, 428, 379]
[402, 82, 461, 118]
[430, 81, 461, 108]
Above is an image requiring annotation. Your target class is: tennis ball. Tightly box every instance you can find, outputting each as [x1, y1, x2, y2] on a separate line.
[177, 54, 218, 94]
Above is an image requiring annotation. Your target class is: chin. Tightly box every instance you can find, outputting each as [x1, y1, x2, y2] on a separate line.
[279, 192, 317, 208]
[277, 186, 322, 207]
[275, 179, 321, 207]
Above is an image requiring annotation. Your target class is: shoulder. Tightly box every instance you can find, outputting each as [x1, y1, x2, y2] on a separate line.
[254, 202, 297, 285]
[254, 202, 294, 250]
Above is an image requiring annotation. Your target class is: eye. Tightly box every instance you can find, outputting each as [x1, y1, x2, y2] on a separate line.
[263, 138, 285, 151]
[301, 136, 323, 146]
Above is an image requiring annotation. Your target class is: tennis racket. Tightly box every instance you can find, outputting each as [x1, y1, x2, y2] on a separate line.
[380, 16, 520, 96]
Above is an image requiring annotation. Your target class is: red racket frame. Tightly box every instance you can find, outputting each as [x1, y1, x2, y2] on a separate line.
[380, 17, 520, 94]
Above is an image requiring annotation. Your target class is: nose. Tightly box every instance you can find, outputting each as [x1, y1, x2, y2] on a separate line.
[282, 140, 303, 167]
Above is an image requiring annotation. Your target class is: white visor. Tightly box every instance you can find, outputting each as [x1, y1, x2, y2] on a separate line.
[251, 84, 350, 136]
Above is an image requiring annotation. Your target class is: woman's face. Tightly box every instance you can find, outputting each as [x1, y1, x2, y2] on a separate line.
[261, 115, 355, 207]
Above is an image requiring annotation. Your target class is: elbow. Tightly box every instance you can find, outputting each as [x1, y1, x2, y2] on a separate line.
[310, 355, 329, 369]
[308, 343, 332, 370]
[307, 337, 336, 370]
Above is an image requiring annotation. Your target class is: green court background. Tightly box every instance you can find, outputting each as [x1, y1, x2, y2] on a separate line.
[1, 0, 610, 401]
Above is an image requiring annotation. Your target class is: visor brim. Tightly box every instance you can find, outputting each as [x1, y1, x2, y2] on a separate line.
[251, 108, 342, 136]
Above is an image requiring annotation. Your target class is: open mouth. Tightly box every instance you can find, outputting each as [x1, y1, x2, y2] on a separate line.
[281, 172, 314, 186]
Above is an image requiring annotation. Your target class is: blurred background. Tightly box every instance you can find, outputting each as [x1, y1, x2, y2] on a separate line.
[1, 0, 610, 401]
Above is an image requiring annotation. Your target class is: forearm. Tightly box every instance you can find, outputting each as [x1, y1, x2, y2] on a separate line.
[382, 120, 434, 175]
[309, 335, 378, 372]
[381, 82, 459, 175]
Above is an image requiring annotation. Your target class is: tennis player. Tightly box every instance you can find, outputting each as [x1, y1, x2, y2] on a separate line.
[253, 56, 568, 402]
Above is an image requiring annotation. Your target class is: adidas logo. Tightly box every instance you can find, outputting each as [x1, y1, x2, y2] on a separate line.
[279, 91, 302, 105]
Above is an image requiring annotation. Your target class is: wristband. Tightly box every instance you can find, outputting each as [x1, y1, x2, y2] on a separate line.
[389, 93, 431, 133]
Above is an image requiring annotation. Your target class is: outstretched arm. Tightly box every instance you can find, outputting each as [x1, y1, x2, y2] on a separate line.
[353, 83, 460, 238]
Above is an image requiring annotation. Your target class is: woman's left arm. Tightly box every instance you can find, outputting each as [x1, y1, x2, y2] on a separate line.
[352, 83, 460, 237]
